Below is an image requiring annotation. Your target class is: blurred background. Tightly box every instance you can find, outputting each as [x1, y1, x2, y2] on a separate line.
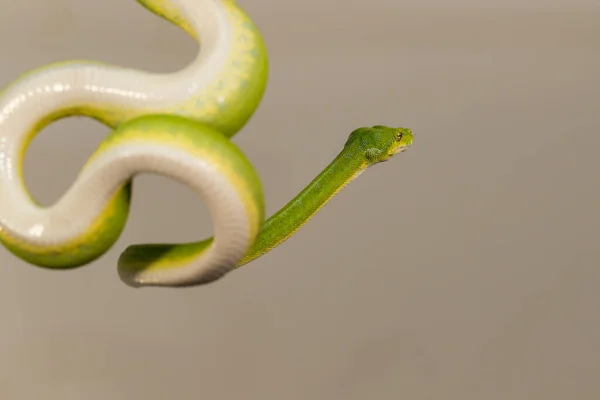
[1, 0, 599, 398]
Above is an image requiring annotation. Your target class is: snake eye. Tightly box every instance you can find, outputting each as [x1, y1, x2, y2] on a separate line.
[396, 131, 403, 141]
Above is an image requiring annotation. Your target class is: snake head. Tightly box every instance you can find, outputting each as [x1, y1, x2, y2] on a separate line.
[345, 125, 414, 165]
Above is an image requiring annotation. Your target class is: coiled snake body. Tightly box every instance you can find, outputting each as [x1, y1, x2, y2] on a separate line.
[0, 0, 413, 287]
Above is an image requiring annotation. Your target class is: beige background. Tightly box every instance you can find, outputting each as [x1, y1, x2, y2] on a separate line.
[1, 0, 599, 399]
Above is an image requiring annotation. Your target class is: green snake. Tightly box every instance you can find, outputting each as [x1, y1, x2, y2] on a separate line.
[0, 0, 413, 288]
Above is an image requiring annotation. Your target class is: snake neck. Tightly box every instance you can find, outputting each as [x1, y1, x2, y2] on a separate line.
[239, 141, 368, 266]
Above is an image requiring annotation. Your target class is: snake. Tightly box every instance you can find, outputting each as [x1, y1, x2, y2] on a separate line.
[0, 0, 413, 288]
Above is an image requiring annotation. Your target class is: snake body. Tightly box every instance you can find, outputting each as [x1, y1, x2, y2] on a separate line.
[0, 0, 413, 287]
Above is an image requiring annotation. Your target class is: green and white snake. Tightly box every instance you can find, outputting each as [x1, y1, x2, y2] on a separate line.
[0, 0, 413, 288]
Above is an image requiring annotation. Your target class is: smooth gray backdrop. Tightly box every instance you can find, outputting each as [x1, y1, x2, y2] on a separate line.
[1, 1, 599, 399]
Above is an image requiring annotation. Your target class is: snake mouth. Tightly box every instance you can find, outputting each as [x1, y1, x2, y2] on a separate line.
[392, 146, 411, 155]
